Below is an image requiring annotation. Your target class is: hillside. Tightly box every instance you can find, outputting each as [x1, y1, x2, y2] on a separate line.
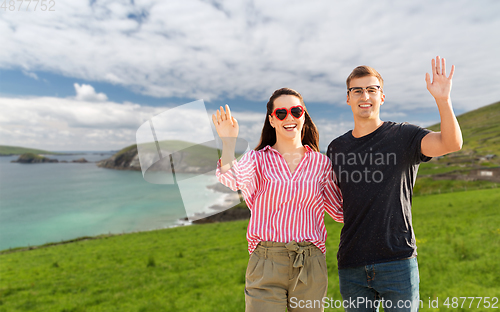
[0, 145, 61, 156]
[428, 101, 500, 156]
[415, 101, 500, 194]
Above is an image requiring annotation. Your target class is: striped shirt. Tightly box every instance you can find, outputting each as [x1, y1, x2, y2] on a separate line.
[216, 145, 343, 254]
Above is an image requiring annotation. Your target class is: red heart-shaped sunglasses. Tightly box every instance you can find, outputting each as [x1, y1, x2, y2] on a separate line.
[271, 105, 304, 121]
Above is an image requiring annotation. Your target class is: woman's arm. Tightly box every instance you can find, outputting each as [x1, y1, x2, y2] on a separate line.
[212, 105, 239, 174]
[213, 105, 258, 197]
[323, 161, 343, 223]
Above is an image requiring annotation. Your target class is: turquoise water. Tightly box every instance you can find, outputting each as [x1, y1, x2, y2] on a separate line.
[0, 153, 224, 251]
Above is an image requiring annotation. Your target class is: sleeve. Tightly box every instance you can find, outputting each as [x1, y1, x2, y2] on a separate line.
[403, 122, 432, 164]
[215, 150, 259, 196]
[323, 160, 343, 223]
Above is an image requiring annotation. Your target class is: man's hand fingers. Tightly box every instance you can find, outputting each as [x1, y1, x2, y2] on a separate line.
[448, 64, 455, 79]
[441, 57, 446, 76]
[425, 72, 431, 86]
[435, 56, 441, 75]
[212, 114, 218, 126]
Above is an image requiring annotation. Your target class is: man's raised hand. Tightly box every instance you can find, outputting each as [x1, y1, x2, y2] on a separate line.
[425, 56, 455, 101]
[212, 105, 239, 141]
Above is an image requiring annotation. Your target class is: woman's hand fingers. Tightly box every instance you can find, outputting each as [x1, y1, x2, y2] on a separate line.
[220, 106, 227, 121]
[225, 105, 232, 124]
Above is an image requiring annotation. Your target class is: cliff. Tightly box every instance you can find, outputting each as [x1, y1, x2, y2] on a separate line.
[96, 145, 141, 171]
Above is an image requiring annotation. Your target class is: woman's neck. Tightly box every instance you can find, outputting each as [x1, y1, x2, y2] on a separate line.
[272, 137, 304, 155]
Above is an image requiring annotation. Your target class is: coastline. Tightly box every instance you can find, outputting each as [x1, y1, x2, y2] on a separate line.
[186, 181, 249, 224]
[0, 181, 248, 254]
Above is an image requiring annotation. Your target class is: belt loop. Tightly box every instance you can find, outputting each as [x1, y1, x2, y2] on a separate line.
[264, 246, 268, 259]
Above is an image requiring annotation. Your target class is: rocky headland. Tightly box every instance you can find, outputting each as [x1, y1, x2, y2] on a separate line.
[11, 153, 59, 163]
[11, 153, 89, 164]
[96, 144, 217, 174]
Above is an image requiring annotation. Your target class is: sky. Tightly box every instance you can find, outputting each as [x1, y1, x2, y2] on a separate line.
[1, 0, 499, 151]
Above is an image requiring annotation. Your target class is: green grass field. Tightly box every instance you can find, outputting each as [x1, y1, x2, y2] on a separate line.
[0, 188, 498, 311]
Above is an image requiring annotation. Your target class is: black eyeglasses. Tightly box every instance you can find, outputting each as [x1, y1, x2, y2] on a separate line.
[348, 85, 382, 98]
[271, 106, 304, 121]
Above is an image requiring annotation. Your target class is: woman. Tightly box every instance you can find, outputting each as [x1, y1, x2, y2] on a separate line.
[212, 88, 343, 312]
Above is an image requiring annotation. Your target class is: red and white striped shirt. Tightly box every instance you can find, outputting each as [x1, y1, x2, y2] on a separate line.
[216, 145, 343, 254]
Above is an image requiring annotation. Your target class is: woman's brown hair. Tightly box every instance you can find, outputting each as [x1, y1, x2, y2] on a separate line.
[255, 88, 320, 152]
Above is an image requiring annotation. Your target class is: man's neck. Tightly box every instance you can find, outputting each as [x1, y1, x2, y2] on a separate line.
[352, 118, 384, 138]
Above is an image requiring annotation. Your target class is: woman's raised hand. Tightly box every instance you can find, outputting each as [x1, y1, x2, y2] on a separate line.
[212, 105, 239, 140]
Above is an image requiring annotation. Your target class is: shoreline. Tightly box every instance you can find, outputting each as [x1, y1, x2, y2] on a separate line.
[0, 218, 196, 255]
[0, 183, 247, 254]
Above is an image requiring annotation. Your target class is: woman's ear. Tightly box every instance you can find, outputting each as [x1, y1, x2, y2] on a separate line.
[268, 115, 274, 128]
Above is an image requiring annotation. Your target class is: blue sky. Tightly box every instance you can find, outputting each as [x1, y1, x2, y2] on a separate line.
[1, 0, 499, 151]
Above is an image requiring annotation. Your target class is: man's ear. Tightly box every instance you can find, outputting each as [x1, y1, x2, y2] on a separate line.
[346, 93, 351, 106]
[381, 93, 385, 105]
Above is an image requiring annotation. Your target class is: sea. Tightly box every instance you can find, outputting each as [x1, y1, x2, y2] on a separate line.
[0, 152, 228, 251]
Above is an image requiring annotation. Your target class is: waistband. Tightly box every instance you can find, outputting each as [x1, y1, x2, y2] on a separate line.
[255, 241, 318, 291]
[258, 241, 315, 248]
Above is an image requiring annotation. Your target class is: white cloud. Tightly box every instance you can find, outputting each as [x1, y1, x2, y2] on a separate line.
[74, 83, 108, 102]
[0, 0, 498, 114]
[0, 87, 267, 151]
[0, 95, 161, 150]
[22, 70, 39, 80]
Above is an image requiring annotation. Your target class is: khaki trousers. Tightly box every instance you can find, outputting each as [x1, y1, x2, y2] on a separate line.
[245, 241, 328, 312]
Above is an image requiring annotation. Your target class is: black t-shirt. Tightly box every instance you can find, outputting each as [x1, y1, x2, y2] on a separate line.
[327, 121, 431, 269]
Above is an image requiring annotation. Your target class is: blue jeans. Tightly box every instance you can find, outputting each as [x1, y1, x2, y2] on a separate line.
[338, 257, 420, 312]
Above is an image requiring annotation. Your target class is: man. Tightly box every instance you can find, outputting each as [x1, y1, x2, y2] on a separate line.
[327, 56, 462, 312]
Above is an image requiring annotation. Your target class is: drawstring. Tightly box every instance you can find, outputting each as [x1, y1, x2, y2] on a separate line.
[285, 241, 308, 291]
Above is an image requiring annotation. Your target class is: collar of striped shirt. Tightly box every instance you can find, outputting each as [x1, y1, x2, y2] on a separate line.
[261, 144, 313, 153]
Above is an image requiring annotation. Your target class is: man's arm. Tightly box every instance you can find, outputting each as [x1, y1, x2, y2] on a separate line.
[421, 56, 463, 157]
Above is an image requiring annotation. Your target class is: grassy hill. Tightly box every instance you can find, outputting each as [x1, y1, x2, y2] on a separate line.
[414, 101, 500, 195]
[0, 145, 61, 156]
[0, 188, 498, 311]
[428, 101, 500, 156]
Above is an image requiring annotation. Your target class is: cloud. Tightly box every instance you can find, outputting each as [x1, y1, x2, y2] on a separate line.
[22, 70, 39, 80]
[0, 95, 159, 150]
[0, 85, 266, 151]
[73, 83, 108, 102]
[0, 0, 498, 115]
